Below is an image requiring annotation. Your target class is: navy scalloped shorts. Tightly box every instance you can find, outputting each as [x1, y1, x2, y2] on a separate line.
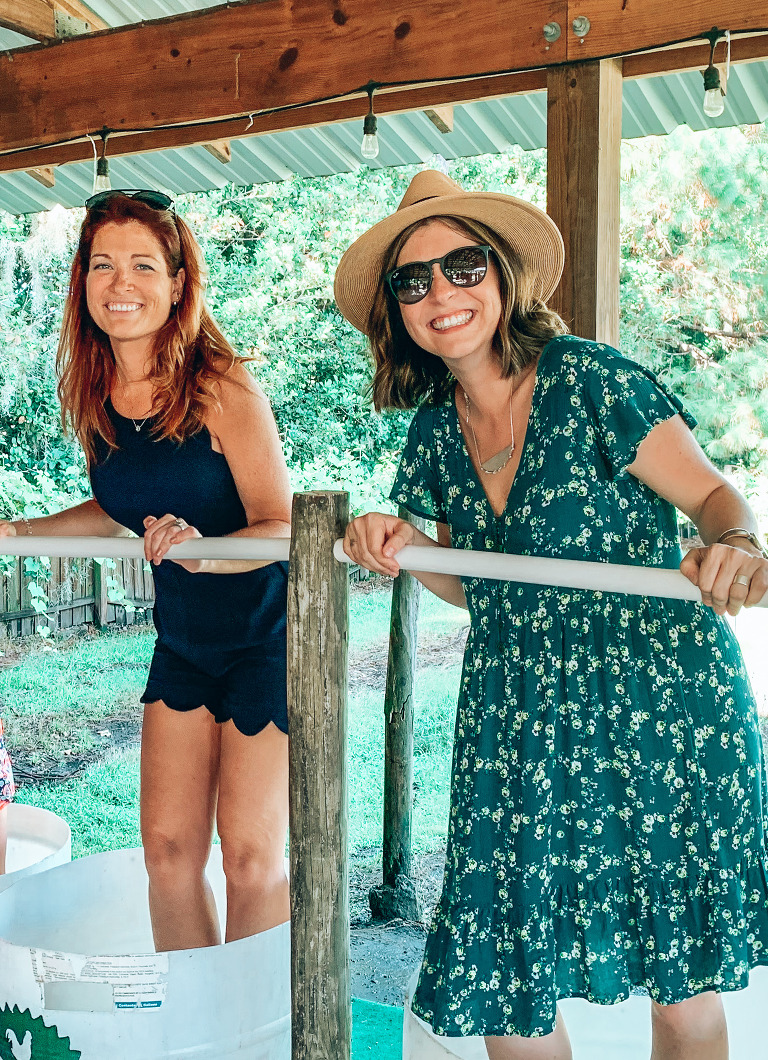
[141, 638, 288, 738]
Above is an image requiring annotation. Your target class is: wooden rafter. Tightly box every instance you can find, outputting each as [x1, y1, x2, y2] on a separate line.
[424, 105, 454, 133]
[0, 0, 56, 39]
[0, 69, 547, 175]
[0, 0, 767, 172]
[0, 0, 106, 41]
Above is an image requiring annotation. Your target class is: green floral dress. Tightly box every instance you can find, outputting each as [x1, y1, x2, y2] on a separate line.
[391, 335, 768, 1039]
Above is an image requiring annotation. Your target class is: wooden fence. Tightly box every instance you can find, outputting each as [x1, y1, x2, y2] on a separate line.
[0, 553, 372, 639]
[0, 555, 154, 636]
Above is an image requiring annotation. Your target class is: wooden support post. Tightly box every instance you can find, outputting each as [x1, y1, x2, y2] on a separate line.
[370, 508, 425, 922]
[287, 491, 350, 1060]
[91, 559, 109, 628]
[546, 58, 622, 346]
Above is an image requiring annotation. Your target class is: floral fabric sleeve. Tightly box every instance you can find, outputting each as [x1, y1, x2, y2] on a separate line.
[390, 409, 448, 523]
[581, 345, 697, 478]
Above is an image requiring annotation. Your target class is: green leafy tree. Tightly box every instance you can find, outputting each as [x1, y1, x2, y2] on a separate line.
[0, 128, 767, 519]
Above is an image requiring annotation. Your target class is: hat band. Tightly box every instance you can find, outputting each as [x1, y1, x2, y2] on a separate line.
[407, 194, 439, 207]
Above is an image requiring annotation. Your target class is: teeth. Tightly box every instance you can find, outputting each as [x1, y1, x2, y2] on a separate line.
[107, 303, 142, 312]
[432, 311, 472, 331]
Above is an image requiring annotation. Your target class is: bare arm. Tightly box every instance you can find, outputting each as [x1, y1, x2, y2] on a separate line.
[143, 365, 292, 574]
[628, 414, 768, 614]
[343, 513, 467, 610]
[0, 498, 130, 540]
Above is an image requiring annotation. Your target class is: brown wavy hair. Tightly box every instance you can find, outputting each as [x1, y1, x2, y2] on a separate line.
[367, 215, 568, 411]
[57, 194, 245, 464]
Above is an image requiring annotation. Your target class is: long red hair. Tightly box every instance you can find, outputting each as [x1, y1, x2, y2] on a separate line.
[57, 195, 245, 464]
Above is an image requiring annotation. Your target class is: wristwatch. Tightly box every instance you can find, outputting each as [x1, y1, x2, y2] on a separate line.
[716, 527, 768, 559]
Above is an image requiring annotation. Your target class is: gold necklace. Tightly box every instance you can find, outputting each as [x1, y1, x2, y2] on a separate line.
[463, 387, 515, 475]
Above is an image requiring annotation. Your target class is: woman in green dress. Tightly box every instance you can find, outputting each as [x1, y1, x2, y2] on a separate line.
[335, 170, 768, 1060]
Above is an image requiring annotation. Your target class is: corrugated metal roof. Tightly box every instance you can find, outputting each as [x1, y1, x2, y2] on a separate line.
[1, 4, 766, 214]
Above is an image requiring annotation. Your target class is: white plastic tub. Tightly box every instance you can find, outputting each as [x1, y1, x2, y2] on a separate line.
[0, 846, 290, 1059]
[0, 803, 71, 894]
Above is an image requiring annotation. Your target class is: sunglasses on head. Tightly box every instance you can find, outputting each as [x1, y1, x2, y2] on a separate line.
[386, 245, 492, 305]
[84, 189, 175, 213]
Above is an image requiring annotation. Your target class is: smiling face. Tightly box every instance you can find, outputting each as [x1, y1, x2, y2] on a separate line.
[85, 220, 185, 362]
[395, 220, 502, 371]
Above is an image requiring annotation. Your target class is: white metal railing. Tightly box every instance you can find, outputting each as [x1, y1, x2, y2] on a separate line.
[333, 540, 768, 607]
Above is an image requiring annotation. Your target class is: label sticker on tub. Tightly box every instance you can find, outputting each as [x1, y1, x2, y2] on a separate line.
[31, 950, 169, 1011]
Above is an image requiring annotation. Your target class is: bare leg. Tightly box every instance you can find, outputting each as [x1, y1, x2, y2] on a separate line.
[217, 720, 290, 942]
[0, 806, 7, 874]
[651, 993, 728, 1060]
[141, 700, 221, 951]
[485, 1009, 572, 1060]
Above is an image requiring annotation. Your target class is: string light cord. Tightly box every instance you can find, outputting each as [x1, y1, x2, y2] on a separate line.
[1, 25, 764, 162]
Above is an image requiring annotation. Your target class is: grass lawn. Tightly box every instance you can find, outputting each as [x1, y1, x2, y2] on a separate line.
[5, 581, 466, 859]
[5, 586, 768, 861]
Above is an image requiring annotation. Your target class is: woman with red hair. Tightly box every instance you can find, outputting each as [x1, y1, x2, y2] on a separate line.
[0, 191, 292, 950]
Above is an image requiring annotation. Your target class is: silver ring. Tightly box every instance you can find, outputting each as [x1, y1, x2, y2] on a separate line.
[733, 574, 751, 587]
[172, 518, 185, 530]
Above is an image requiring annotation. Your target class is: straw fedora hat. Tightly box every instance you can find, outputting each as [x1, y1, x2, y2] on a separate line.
[334, 169, 564, 335]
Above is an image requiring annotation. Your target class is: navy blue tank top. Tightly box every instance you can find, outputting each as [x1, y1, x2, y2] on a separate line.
[89, 400, 287, 660]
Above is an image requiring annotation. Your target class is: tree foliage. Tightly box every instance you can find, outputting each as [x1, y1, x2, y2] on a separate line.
[0, 126, 767, 519]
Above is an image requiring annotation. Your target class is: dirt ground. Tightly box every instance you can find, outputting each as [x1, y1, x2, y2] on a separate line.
[349, 849, 445, 1007]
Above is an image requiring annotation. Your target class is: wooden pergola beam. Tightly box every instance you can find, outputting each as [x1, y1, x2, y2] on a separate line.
[0, 0, 568, 156]
[25, 166, 55, 187]
[2, 25, 768, 177]
[202, 140, 232, 164]
[0, 69, 548, 175]
[424, 105, 454, 133]
[0, 0, 106, 41]
[2, 0, 767, 163]
[576, 0, 765, 61]
[1, 0, 56, 39]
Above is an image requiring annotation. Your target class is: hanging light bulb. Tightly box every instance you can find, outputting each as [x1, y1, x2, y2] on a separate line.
[93, 130, 111, 193]
[702, 29, 726, 119]
[360, 85, 380, 161]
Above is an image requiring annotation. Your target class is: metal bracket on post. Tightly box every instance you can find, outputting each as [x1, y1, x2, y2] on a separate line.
[288, 491, 351, 1060]
[54, 12, 91, 38]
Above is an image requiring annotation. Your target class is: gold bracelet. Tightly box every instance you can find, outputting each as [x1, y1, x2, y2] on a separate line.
[716, 527, 768, 559]
[20, 515, 32, 536]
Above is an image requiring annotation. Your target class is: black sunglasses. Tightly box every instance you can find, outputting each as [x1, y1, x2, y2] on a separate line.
[386, 245, 492, 305]
[84, 189, 175, 212]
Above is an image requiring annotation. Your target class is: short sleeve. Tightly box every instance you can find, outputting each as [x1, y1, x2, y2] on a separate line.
[582, 347, 697, 477]
[389, 410, 448, 523]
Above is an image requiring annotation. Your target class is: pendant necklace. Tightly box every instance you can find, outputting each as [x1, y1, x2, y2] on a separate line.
[463, 387, 515, 475]
[119, 376, 151, 432]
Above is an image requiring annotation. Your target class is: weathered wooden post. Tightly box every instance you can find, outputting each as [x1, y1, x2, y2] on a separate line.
[287, 490, 350, 1060]
[369, 508, 425, 922]
[91, 558, 110, 628]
